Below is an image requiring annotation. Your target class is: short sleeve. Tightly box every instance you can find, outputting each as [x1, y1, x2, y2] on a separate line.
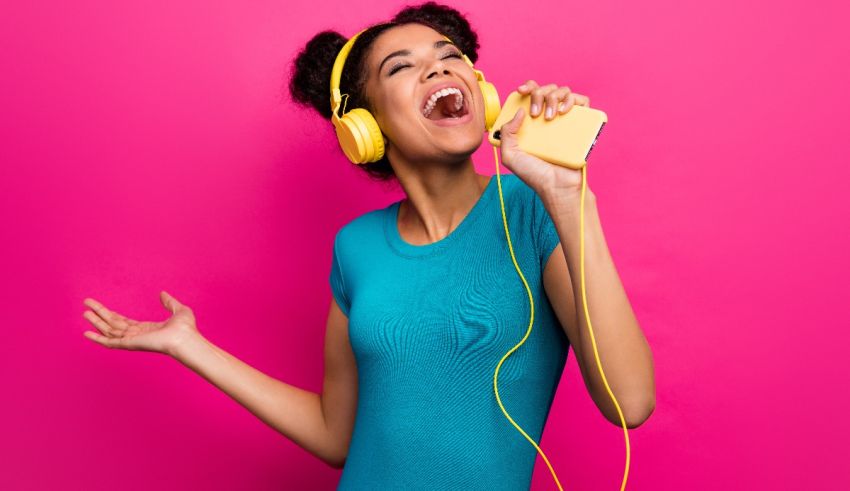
[532, 190, 562, 270]
[329, 234, 351, 317]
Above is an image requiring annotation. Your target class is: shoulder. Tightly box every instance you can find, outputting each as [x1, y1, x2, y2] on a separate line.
[496, 173, 542, 212]
[495, 173, 532, 197]
[334, 202, 394, 252]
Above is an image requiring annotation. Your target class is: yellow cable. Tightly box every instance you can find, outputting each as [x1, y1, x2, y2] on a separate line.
[491, 145, 631, 490]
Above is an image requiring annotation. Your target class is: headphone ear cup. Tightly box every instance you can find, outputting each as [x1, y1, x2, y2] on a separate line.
[477, 80, 501, 131]
[335, 108, 386, 164]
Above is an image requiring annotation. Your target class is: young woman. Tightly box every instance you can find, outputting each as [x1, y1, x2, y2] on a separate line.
[82, 2, 655, 488]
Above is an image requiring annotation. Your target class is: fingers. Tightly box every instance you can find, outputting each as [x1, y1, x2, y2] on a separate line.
[517, 80, 538, 94]
[517, 80, 550, 117]
[81, 298, 130, 348]
[557, 92, 590, 114]
[530, 83, 558, 118]
[83, 309, 122, 338]
[515, 80, 563, 118]
[550, 87, 572, 118]
[559, 93, 576, 116]
[160, 290, 191, 316]
[82, 298, 131, 334]
[160, 290, 176, 314]
[575, 93, 590, 107]
[500, 107, 526, 139]
[516, 79, 591, 119]
[83, 330, 129, 350]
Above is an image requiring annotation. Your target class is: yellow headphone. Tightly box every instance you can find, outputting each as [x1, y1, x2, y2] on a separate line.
[329, 26, 631, 491]
[329, 27, 501, 164]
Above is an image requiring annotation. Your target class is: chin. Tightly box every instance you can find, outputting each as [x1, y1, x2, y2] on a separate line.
[444, 134, 484, 159]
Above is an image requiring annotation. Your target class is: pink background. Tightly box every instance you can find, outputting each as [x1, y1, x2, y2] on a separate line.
[1, 0, 847, 489]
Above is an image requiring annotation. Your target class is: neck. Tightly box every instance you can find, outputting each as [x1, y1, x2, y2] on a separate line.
[393, 158, 491, 246]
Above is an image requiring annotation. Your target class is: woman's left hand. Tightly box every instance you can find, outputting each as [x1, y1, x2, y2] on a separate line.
[497, 80, 593, 203]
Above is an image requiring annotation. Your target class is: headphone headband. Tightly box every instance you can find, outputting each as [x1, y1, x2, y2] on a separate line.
[329, 28, 369, 123]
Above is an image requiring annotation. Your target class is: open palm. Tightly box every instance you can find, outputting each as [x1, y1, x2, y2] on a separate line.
[82, 290, 197, 356]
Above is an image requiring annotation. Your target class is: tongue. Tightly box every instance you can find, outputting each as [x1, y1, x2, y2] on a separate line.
[427, 94, 463, 120]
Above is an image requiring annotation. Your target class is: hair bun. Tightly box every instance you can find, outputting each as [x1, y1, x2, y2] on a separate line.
[288, 30, 348, 119]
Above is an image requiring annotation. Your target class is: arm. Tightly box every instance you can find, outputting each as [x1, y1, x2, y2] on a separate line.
[542, 191, 656, 428]
[493, 78, 655, 428]
[170, 297, 358, 468]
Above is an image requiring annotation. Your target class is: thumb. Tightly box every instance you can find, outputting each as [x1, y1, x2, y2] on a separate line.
[498, 107, 525, 142]
[160, 290, 180, 314]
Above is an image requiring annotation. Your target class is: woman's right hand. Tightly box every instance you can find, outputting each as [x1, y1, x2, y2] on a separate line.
[82, 290, 199, 357]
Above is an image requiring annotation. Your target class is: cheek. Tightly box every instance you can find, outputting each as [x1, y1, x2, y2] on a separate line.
[381, 96, 425, 131]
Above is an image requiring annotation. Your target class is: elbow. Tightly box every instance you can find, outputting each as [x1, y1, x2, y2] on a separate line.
[323, 454, 346, 469]
[623, 397, 656, 429]
[604, 393, 655, 429]
[324, 447, 348, 470]
[319, 427, 350, 469]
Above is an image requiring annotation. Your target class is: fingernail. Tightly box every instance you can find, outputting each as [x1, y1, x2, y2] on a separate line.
[531, 103, 538, 116]
[545, 107, 553, 119]
[519, 84, 528, 91]
[559, 102, 567, 112]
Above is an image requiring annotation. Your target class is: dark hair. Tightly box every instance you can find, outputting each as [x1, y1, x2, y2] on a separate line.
[286, 1, 481, 183]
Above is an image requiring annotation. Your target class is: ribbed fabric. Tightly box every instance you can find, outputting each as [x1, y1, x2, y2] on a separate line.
[329, 173, 569, 490]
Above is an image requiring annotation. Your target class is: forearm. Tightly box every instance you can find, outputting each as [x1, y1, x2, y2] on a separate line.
[544, 191, 656, 426]
[169, 333, 344, 467]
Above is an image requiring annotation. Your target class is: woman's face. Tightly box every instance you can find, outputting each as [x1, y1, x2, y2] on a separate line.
[363, 23, 486, 166]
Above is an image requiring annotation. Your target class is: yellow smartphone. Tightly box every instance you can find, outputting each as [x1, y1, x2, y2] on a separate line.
[488, 90, 608, 169]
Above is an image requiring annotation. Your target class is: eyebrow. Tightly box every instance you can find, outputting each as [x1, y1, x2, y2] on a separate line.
[378, 40, 456, 75]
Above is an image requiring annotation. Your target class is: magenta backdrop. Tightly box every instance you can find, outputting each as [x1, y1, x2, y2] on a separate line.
[1, 0, 847, 489]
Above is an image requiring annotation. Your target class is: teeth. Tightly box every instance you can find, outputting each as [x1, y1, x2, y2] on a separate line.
[422, 87, 464, 118]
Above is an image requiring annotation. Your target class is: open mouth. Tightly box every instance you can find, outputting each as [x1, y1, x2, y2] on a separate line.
[420, 87, 470, 122]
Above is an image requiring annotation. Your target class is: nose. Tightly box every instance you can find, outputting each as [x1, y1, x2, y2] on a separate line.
[426, 67, 451, 79]
[424, 57, 453, 80]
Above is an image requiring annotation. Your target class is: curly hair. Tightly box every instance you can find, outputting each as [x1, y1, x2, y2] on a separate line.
[286, 1, 481, 183]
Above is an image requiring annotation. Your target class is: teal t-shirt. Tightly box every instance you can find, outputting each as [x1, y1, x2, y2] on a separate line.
[329, 173, 569, 490]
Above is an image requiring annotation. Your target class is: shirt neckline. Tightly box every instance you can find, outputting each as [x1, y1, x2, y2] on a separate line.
[384, 175, 499, 258]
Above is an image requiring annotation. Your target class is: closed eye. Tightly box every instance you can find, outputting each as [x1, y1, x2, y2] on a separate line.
[388, 52, 463, 76]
